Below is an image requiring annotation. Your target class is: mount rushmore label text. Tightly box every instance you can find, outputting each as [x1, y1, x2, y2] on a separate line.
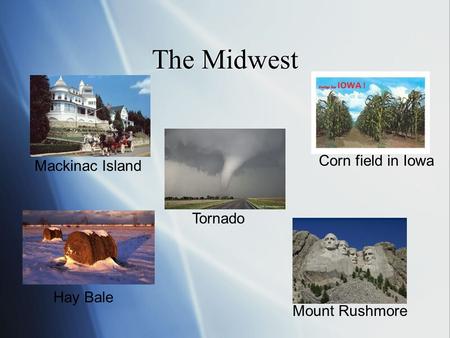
[293, 304, 407, 317]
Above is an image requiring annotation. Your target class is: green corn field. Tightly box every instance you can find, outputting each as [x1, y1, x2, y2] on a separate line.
[316, 91, 353, 140]
[356, 90, 425, 142]
[316, 90, 425, 143]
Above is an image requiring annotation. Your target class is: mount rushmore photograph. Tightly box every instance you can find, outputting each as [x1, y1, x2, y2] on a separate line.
[293, 218, 407, 304]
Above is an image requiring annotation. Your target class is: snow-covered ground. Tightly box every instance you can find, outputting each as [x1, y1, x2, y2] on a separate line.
[23, 225, 155, 284]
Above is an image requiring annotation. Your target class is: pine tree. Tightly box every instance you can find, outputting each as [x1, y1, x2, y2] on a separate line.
[113, 111, 124, 132]
[30, 75, 51, 143]
[95, 95, 111, 122]
[377, 274, 384, 289]
[398, 283, 407, 298]
[320, 290, 330, 303]
[144, 117, 151, 136]
[310, 283, 323, 297]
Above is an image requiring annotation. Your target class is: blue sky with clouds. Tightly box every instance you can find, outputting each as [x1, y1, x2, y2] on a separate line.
[316, 77, 425, 121]
[48, 75, 151, 117]
[293, 218, 407, 250]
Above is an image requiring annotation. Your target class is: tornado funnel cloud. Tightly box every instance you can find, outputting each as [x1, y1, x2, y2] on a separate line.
[221, 155, 246, 190]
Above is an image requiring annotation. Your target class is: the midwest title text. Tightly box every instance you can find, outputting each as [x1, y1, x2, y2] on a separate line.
[152, 49, 299, 70]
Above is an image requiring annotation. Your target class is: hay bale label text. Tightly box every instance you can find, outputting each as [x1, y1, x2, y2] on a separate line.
[54, 291, 113, 305]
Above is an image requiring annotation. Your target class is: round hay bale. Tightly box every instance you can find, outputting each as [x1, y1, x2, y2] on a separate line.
[64, 230, 118, 265]
[43, 227, 62, 240]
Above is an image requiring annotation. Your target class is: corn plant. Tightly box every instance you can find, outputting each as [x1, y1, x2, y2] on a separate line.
[316, 92, 353, 140]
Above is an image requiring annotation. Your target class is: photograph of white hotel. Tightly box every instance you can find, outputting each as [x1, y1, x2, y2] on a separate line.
[48, 76, 133, 128]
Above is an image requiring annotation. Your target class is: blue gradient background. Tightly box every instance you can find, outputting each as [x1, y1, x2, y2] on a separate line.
[0, 1, 448, 338]
[1, 1, 200, 337]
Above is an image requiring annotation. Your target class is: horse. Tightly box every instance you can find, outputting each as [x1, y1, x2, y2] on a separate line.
[99, 132, 121, 156]
[83, 133, 100, 153]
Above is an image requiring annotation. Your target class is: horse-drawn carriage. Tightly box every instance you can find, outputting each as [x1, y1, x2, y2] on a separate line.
[84, 131, 134, 156]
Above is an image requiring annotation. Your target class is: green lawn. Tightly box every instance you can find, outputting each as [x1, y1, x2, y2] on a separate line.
[30, 143, 81, 154]
[165, 199, 232, 209]
[247, 198, 285, 209]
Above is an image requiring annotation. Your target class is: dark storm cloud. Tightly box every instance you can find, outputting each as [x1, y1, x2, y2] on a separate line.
[165, 139, 224, 175]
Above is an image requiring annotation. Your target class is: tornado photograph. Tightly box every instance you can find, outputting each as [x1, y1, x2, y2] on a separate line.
[165, 129, 285, 209]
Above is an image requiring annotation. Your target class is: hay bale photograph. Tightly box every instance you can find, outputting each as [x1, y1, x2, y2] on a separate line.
[42, 227, 62, 241]
[22, 210, 155, 284]
[64, 230, 118, 265]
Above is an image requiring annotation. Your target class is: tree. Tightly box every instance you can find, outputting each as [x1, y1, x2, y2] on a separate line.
[126, 125, 138, 133]
[383, 279, 391, 293]
[310, 283, 322, 297]
[39, 217, 49, 226]
[30, 75, 51, 143]
[377, 273, 384, 289]
[128, 110, 145, 132]
[95, 95, 111, 122]
[398, 283, 407, 298]
[144, 118, 151, 136]
[320, 290, 329, 303]
[127, 110, 151, 136]
[133, 214, 139, 226]
[113, 111, 124, 132]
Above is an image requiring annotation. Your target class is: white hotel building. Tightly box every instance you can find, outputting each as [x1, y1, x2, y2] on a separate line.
[48, 76, 133, 128]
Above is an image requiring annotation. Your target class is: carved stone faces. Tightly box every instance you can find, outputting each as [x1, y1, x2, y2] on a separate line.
[338, 240, 349, 255]
[348, 248, 358, 264]
[323, 233, 338, 250]
[363, 246, 377, 264]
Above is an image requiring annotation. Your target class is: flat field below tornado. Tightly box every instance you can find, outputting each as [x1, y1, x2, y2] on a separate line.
[247, 197, 285, 209]
[165, 199, 233, 209]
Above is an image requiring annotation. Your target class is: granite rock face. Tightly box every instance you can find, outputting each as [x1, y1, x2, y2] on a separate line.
[376, 242, 407, 289]
[293, 230, 407, 304]
[328, 280, 406, 304]
[293, 231, 319, 279]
